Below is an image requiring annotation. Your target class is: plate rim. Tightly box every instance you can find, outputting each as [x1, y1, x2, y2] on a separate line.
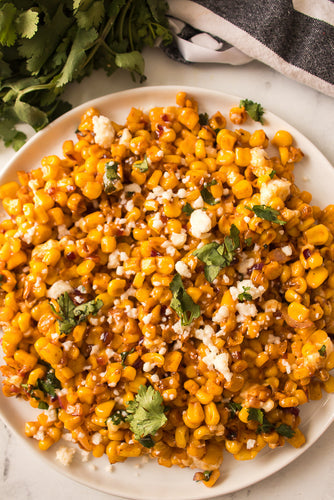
[0, 85, 333, 500]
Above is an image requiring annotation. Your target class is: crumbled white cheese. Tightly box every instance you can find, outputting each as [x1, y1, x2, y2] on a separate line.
[91, 433, 102, 445]
[202, 350, 232, 382]
[124, 183, 141, 193]
[107, 250, 121, 269]
[92, 115, 115, 148]
[212, 305, 229, 323]
[177, 188, 187, 199]
[119, 128, 132, 147]
[44, 408, 57, 422]
[81, 450, 90, 462]
[57, 224, 70, 239]
[125, 305, 138, 319]
[192, 196, 204, 209]
[190, 209, 212, 239]
[175, 261, 192, 278]
[250, 147, 269, 167]
[170, 231, 187, 248]
[33, 428, 45, 441]
[267, 333, 281, 344]
[260, 178, 291, 205]
[143, 362, 156, 372]
[151, 374, 159, 383]
[281, 245, 292, 256]
[237, 254, 255, 275]
[236, 302, 258, 322]
[229, 280, 265, 301]
[47, 280, 73, 299]
[281, 359, 291, 374]
[56, 446, 76, 466]
[246, 439, 256, 449]
[142, 313, 152, 325]
[151, 213, 164, 231]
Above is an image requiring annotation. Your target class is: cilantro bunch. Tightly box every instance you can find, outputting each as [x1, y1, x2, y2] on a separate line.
[0, 0, 172, 150]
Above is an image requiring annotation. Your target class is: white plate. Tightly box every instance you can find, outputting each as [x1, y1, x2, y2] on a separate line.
[0, 86, 333, 500]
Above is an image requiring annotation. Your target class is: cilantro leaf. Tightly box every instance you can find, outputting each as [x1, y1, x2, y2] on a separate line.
[193, 224, 240, 282]
[0, 3, 17, 46]
[138, 435, 155, 448]
[269, 169, 276, 179]
[134, 155, 149, 172]
[75, 1, 105, 30]
[126, 385, 167, 441]
[37, 367, 61, 397]
[276, 423, 295, 438]
[237, 286, 252, 302]
[256, 416, 275, 434]
[245, 237, 252, 247]
[169, 274, 201, 326]
[103, 161, 120, 194]
[247, 408, 264, 424]
[15, 10, 39, 40]
[203, 470, 213, 482]
[50, 292, 103, 334]
[246, 205, 286, 225]
[108, 409, 128, 425]
[38, 401, 49, 410]
[318, 345, 327, 357]
[182, 203, 194, 215]
[199, 113, 209, 126]
[201, 180, 219, 206]
[227, 402, 242, 418]
[121, 348, 135, 366]
[240, 99, 264, 124]
[115, 51, 145, 78]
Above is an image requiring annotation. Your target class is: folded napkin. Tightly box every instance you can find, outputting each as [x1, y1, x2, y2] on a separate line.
[165, 0, 334, 97]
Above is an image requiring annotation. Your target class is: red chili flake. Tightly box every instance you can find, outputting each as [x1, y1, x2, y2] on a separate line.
[249, 262, 264, 272]
[303, 248, 311, 259]
[66, 251, 76, 261]
[46, 186, 56, 196]
[284, 407, 300, 417]
[162, 114, 169, 122]
[133, 358, 143, 370]
[161, 214, 168, 223]
[156, 124, 164, 137]
[100, 331, 110, 343]
[96, 356, 107, 366]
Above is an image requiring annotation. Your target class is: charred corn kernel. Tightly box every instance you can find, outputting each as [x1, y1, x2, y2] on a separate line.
[238, 407, 249, 423]
[77, 259, 95, 276]
[40, 343, 63, 365]
[232, 179, 253, 199]
[216, 129, 236, 150]
[14, 350, 37, 371]
[306, 266, 328, 289]
[163, 351, 182, 372]
[287, 428, 305, 448]
[225, 440, 243, 454]
[287, 302, 309, 322]
[235, 147, 251, 166]
[305, 224, 329, 245]
[271, 130, 293, 147]
[27, 367, 46, 386]
[204, 402, 220, 426]
[0, 181, 20, 199]
[38, 436, 54, 451]
[178, 108, 199, 130]
[108, 279, 126, 297]
[7, 251, 27, 270]
[323, 375, 334, 393]
[249, 130, 267, 148]
[184, 402, 205, 428]
[101, 236, 116, 253]
[175, 425, 189, 448]
[216, 149, 235, 166]
[156, 256, 175, 275]
[122, 366, 136, 380]
[279, 396, 299, 407]
[95, 401, 116, 419]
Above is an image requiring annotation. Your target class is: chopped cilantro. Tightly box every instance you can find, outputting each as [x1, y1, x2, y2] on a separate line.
[50, 292, 103, 335]
[108, 410, 128, 426]
[37, 367, 61, 397]
[240, 99, 264, 124]
[245, 237, 252, 247]
[182, 202, 194, 215]
[201, 180, 219, 206]
[203, 470, 213, 482]
[169, 274, 201, 326]
[247, 407, 264, 424]
[38, 401, 49, 410]
[121, 348, 135, 366]
[269, 169, 276, 179]
[138, 435, 155, 448]
[237, 286, 252, 302]
[318, 345, 327, 357]
[126, 385, 167, 442]
[193, 224, 240, 282]
[199, 113, 209, 126]
[227, 401, 242, 418]
[103, 161, 120, 194]
[276, 423, 295, 438]
[256, 416, 275, 434]
[134, 155, 149, 172]
[246, 205, 286, 225]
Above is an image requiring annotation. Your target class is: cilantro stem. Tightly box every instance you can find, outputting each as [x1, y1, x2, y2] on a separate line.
[118, 0, 132, 42]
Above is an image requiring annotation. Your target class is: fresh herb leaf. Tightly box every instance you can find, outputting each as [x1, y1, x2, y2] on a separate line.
[203, 470, 213, 482]
[269, 169, 276, 179]
[240, 99, 264, 124]
[237, 286, 252, 302]
[38, 401, 49, 410]
[318, 345, 327, 357]
[134, 155, 149, 172]
[138, 435, 155, 448]
[256, 416, 275, 434]
[199, 113, 209, 126]
[227, 402, 242, 418]
[121, 348, 135, 366]
[37, 367, 61, 397]
[126, 385, 167, 441]
[169, 274, 201, 326]
[245, 238, 252, 247]
[182, 203, 194, 215]
[193, 224, 240, 282]
[50, 292, 103, 334]
[246, 205, 286, 225]
[247, 408, 264, 425]
[276, 423, 295, 438]
[103, 161, 120, 194]
[108, 409, 128, 425]
[201, 180, 219, 206]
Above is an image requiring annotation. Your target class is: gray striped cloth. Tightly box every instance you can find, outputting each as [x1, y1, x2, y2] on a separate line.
[164, 0, 334, 97]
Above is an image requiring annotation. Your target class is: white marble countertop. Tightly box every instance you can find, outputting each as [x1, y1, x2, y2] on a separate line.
[0, 47, 333, 500]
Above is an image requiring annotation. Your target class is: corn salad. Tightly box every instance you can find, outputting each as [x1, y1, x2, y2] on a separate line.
[0, 92, 333, 488]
